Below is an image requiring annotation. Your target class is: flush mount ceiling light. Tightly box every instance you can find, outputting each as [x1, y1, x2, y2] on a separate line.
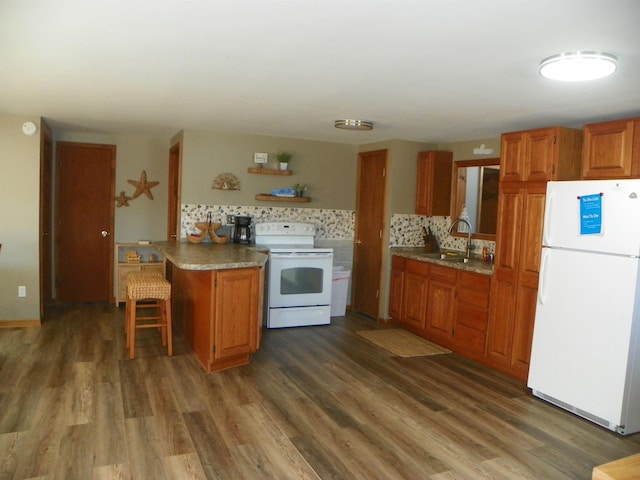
[334, 119, 373, 131]
[539, 51, 617, 81]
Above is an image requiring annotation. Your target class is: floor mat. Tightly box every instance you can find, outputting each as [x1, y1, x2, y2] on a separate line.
[357, 329, 452, 357]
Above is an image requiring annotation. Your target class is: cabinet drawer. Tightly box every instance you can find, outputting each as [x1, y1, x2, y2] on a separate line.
[456, 303, 488, 330]
[457, 288, 490, 309]
[457, 270, 491, 290]
[406, 259, 429, 277]
[454, 324, 486, 354]
[429, 264, 457, 283]
[457, 271, 490, 308]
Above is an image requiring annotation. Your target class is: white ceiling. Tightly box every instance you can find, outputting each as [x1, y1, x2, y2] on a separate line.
[1, 0, 639, 145]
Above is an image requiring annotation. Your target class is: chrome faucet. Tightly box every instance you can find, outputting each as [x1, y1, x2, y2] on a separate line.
[448, 218, 473, 259]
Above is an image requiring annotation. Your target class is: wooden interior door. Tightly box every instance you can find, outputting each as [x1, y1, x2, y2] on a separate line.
[55, 142, 115, 303]
[39, 120, 53, 320]
[352, 149, 387, 320]
[167, 142, 181, 241]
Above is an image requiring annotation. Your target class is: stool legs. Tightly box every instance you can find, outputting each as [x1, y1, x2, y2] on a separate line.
[125, 296, 173, 359]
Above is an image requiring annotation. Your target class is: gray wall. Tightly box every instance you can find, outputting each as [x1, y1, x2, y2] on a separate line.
[56, 131, 170, 243]
[0, 110, 500, 323]
[180, 129, 359, 209]
[0, 113, 42, 321]
[442, 137, 501, 162]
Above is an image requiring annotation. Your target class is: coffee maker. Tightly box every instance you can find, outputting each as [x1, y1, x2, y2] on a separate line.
[233, 216, 253, 244]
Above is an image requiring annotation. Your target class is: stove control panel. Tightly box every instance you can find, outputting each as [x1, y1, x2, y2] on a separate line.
[255, 222, 316, 236]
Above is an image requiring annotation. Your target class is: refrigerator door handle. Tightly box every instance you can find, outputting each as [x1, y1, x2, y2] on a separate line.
[538, 249, 550, 306]
[543, 192, 553, 247]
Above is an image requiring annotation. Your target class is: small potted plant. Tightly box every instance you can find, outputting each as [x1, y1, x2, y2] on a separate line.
[293, 183, 307, 197]
[276, 152, 292, 170]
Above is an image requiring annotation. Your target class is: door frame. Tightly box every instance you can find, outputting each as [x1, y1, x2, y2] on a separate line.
[352, 149, 388, 320]
[167, 141, 182, 241]
[39, 119, 53, 321]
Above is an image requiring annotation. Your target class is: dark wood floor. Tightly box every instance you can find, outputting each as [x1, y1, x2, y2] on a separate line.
[0, 304, 638, 479]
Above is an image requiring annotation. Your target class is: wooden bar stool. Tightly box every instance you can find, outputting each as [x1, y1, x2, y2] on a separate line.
[125, 271, 173, 359]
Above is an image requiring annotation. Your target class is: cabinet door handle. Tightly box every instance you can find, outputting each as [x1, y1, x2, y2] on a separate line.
[101, 230, 109, 237]
[355, 239, 362, 245]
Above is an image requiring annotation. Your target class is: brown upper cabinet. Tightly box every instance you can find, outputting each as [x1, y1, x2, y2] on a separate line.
[416, 151, 453, 216]
[582, 117, 640, 179]
[499, 126, 583, 183]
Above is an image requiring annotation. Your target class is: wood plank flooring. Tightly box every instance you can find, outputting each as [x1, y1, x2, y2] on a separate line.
[0, 304, 638, 479]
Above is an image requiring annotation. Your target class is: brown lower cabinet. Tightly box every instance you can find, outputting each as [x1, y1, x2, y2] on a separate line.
[425, 265, 456, 344]
[167, 261, 263, 372]
[402, 259, 430, 333]
[390, 257, 491, 361]
[486, 183, 547, 380]
[454, 271, 491, 360]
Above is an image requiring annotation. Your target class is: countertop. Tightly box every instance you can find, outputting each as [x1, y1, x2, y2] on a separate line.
[390, 247, 494, 275]
[153, 241, 268, 271]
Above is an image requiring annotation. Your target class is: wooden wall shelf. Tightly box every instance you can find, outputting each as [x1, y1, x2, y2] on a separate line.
[255, 194, 310, 203]
[247, 167, 292, 176]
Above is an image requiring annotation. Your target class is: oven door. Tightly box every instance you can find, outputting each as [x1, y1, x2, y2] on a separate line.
[268, 251, 333, 308]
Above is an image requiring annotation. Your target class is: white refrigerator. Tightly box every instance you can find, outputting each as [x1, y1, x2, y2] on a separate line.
[528, 179, 640, 435]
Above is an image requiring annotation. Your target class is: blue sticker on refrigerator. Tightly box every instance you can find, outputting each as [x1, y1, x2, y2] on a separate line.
[578, 193, 603, 235]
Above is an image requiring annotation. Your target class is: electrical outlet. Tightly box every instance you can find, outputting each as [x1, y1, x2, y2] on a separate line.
[18, 286, 26, 297]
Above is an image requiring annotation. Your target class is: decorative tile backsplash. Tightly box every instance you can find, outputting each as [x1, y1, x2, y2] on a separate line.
[390, 213, 495, 255]
[181, 204, 495, 255]
[181, 204, 355, 240]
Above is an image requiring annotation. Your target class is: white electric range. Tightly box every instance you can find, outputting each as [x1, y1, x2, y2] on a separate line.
[255, 222, 333, 328]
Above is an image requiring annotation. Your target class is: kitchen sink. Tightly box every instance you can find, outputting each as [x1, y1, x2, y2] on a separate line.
[411, 251, 470, 263]
[439, 252, 469, 263]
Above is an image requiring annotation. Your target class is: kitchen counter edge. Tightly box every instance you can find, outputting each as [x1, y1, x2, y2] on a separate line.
[153, 241, 267, 270]
[390, 247, 494, 275]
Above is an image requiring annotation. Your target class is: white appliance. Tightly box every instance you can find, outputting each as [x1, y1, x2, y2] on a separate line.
[528, 179, 640, 435]
[255, 222, 333, 328]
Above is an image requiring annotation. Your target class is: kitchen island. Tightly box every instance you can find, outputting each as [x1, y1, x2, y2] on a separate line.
[154, 241, 267, 372]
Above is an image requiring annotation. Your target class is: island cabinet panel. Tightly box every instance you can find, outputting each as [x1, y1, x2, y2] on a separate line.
[213, 268, 261, 361]
[169, 267, 213, 368]
[168, 262, 263, 373]
[582, 117, 640, 179]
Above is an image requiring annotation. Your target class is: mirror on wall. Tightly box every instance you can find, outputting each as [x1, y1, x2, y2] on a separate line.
[451, 158, 500, 240]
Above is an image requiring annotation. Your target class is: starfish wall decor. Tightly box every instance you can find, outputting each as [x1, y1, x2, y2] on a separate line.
[127, 170, 159, 200]
[115, 191, 132, 207]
